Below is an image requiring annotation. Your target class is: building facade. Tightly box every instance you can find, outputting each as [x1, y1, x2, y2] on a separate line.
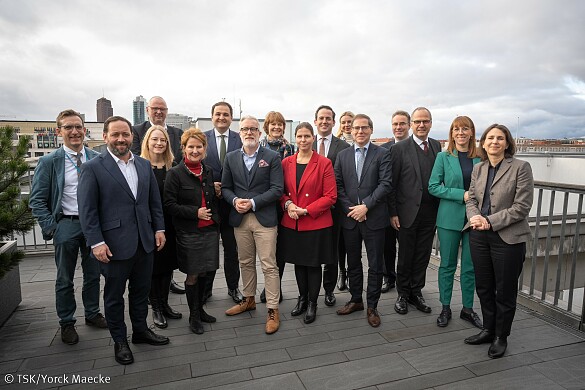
[96, 97, 113, 122]
[133, 95, 147, 125]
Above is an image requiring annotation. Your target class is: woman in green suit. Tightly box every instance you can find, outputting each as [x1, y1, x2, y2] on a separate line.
[429, 116, 482, 328]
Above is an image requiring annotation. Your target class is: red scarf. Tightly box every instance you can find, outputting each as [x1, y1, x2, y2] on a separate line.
[184, 157, 214, 228]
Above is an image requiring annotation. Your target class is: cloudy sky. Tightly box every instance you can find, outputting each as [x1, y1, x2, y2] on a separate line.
[1, 0, 584, 140]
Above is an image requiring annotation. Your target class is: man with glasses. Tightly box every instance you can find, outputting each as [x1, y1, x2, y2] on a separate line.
[131, 96, 185, 296]
[222, 115, 284, 334]
[334, 114, 391, 327]
[30, 109, 107, 345]
[203, 102, 244, 304]
[389, 107, 441, 315]
[312, 105, 350, 307]
[380, 110, 411, 293]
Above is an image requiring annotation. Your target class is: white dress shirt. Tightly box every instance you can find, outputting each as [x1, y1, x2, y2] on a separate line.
[61, 145, 84, 216]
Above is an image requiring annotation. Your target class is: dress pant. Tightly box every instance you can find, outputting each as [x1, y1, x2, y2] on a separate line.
[343, 223, 384, 309]
[54, 218, 100, 326]
[383, 225, 398, 284]
[99, 243, 153, 342]
[204, 199, 240, 292]
[234, 214, 280, 308]
[470, 229, 525, 337]
[323, 206, 342, 293]
[396, 205, 437, 298]
[437, 227, 475, 308]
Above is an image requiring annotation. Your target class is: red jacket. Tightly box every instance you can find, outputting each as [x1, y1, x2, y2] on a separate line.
[280, 152, 337, 231]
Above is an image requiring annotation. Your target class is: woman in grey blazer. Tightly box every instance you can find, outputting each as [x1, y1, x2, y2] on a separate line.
[463, 124, 534, 359]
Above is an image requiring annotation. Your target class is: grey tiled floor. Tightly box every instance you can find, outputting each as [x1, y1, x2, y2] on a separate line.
[1, 250, 584, 389]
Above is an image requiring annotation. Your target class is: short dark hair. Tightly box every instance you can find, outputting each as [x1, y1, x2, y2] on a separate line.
[211, 101, 233, 117]
[351, 114, 373, 130]
[56, 109, 84, 127]
[314, 105, 336, 121]
[103, 116, 132, 133]
[479, 124, 516, 161]
[294, 122, 314, 136]
[391, 110, 410, 123]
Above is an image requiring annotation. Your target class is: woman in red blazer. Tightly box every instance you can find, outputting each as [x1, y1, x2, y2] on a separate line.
[279, 122, 337, 323]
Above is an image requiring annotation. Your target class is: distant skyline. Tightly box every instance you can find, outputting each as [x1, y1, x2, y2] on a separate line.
[1, 1, 584, 140]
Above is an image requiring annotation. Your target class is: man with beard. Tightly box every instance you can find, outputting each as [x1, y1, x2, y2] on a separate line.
[222, 115, 283, 334]
[78, 116, 169, 365]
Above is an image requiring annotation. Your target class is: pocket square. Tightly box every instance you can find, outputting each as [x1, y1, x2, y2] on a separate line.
[258, 159, 269, 167]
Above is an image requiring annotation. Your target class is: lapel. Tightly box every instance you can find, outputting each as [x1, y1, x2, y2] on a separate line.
[247, 147, 264, 185]
[492, 157, 513, 187]
[100, 152, 135, 200]
[446, 151, 464, 188]
[227, 130, 240, 153]
[327, 136, 338, 160]
[207, 131, 219, 164]
[407, 137, 423, 184]
[54, 147, 66, 199]
[298, 152, 318, 192]
[359, 143, 376, 183]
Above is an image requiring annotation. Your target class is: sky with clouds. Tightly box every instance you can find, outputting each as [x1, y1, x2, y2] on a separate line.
[1, 0, 584, 140]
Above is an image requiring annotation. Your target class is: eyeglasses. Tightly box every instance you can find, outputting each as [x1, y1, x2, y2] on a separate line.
[412, 120, 431, 125]
[59, 125, 84, 131]
[148, 107, 168, 112]
[352, 126, 371, 132]
[240, 127, 259, 133]
[150, 137, 167, 143]
[392, 122, 408, 127]
[453, 127, 471, 133]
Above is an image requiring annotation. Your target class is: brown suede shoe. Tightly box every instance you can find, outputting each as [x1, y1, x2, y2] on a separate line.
[225, 296, 256, 316]
[336, 301, 365, 315]
[367, 308, 381, 327]
[265, 308, 280, 334]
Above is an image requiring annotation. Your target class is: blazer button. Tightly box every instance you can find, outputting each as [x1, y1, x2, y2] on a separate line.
[305, 193, 309, 197]
[288, 192, 291, 196]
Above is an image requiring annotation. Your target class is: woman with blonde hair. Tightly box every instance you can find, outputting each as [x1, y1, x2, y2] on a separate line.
[335, 111, 355, 145]
[164, 128, 219, 334]
[140, 125, 182, 329]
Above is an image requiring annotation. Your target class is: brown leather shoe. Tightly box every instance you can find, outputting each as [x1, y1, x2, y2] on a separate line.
[336, 301, 365, 315]
[265, 308, 280, 334]
[225, 296, 256, 316]
[367, 308, 381, 327]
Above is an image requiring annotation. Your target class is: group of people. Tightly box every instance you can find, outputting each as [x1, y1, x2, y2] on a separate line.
[29, 97, 533, 366]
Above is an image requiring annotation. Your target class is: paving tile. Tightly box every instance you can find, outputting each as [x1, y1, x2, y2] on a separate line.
[376, 366, 475, 390]
[530, 341, 585, 361]
[251, 351, 347, 379]
[508, 324, 585, 356]
[191, 348, 290, 377]
[0, 359, 22, 374]
[531, 354, 585, 389]
[465, 351, 543, 376]
[380, 321, 467, 344]
[212, 372, 305, 390]
[399, 339, 489, 374]
[434, 366, 564, 390]
[137, 368, 253, 390]
[343, 338, 421, 361]
[236, 332, 331, 355]
[205, 329, 300, 351]
[287, 332, 385, 359]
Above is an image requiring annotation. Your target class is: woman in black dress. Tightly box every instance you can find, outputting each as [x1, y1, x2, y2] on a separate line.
[140, 125, 182, 328]
[279, 122, 337, 323]
[164, 128, 220, 334]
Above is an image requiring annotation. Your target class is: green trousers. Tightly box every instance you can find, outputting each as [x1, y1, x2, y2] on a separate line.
[437, 227, 476, 308]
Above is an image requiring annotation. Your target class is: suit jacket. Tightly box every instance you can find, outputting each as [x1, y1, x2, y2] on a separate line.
[335, 143, 392, 230]
[204, 129, 243, 182]
[465, 157, 534, 245]
[77, 151, 165, 260]
[389, 136, 441, 228]
[428, 151, 481, 231]
[29, 146, 99, 240]
[131, 121, 184, 164]
[312, 135, 350, 166]
[221, 146, 284, 228]
[280, 152, 337, 231]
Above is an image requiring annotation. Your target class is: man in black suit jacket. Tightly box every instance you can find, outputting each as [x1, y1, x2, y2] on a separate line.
[379, 110, 411, 293]
[334, 114, 392, 327]
[312, 105, 350, 307]
[202, 102, 243, 303]
[389, 107, 441, 316]
[222, 115, 284, 334]
[78, 116, 169, 365]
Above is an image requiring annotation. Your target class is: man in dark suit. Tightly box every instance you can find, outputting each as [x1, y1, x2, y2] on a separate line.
[312, 105, 350, 307]
[222, 115, 284, 334]
[334, 114, 392, 327]
[78, 116, 169, 365]
[130, 96, 185, 295]
[30, 109, 107, 345]
[379, 110, 411, 293]
[202, 102, 243, 303]
[389, 107, 441, 315]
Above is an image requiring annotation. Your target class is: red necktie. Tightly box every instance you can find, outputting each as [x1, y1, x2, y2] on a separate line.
[319, 138, 326, 156]
[422, 140, 428, 153]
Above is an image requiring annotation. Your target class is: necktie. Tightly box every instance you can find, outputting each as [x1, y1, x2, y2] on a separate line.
[219, 135, 227, 164]
[319, 138, 326, 156]
[76, 152, 83, 176]
[422, 140, 428, 153]
[356, 147, 364, 182]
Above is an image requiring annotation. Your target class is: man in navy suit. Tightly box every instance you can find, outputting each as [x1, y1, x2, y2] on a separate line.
[202, 101, 243, 303]
[312, 105, 350, 307]
[78, 116, 169, 365]
[334, 114, 392, 327]
[389, 107, 441, 316]
[222, 115, 284, 334]
[30, 109, 107, 345]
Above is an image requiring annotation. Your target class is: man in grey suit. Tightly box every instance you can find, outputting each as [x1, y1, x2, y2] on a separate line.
[222, 115, 284, 334]
[334, 114, 392, 327]
[78, 116, 169, 365]
[30, 109, 107, 345]
[312, 105, 350, 307]
[389, 107, 441, 315]
[202, 101, 243, 303]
